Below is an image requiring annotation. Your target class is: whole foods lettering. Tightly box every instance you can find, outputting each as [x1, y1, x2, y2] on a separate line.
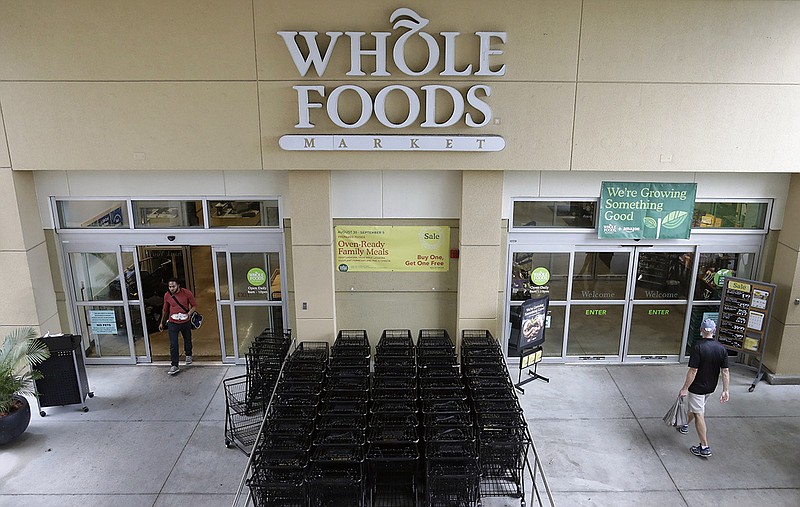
[279, 8, 505, 131]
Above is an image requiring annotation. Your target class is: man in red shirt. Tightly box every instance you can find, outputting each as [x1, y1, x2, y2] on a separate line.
[159, 278, 197, 375]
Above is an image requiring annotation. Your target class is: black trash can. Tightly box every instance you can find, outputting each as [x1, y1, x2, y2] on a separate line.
[33, 334, 93, 416]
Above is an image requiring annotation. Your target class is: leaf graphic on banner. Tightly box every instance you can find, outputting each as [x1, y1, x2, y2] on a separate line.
[644, 217, 658, 229]
[661, 210, 688, 229]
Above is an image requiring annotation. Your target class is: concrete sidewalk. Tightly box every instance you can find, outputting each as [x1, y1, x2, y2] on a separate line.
[520, 363, 800, 506]
[1, 362, 798, 506]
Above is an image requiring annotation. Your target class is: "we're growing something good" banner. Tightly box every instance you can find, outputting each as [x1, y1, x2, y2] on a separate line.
[598, 182, 697, 240]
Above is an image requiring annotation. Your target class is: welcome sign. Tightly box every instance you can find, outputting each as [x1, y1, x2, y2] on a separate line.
[598, 182, 697, 240]
[335, 225, 450, 272]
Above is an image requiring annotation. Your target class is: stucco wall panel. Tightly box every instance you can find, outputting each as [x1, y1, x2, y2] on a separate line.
[256, 0, 580, 82]
[0, 0, 256, 81]
[457, 245, 503, 319]
[0, 102, 9, 168]
[0, 169, 26, 251]
[382, 172, 462, 218]
[28, 242, 58, 324]
[461, 171, 503, 246]
[769, 242, 800, 326]
[288, 171, 332, 245]
[65, 171, 227, 197]
[0, 82, 262, 171]
[260, 81, 574, 171]
[222, 171, 289, 200]
[580, 0, 800, 83]
[336, 291, 457, 346]
[331, 172, 384, 219]
[573, 83, 800, 172]
[774, 175, 800, 250]
[0, 251, 38, 325]
[292, 245, 335, 320]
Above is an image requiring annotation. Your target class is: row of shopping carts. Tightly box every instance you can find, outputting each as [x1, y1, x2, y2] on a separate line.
[307, 330, 370, 506]
[369, 329, 420, 506]
[223, 329, 292, 454]
[247, 340, 329, 506]
[418, 329, 480, 507]
[235, 328, 533, 506]
[462, 330, 532, 504]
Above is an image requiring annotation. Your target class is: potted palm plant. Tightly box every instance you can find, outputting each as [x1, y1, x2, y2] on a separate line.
[0, 327, 50, 445]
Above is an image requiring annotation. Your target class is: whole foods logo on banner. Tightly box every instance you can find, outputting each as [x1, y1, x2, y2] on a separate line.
[599, 182, 697, 240]
[335, 225, 449, 272]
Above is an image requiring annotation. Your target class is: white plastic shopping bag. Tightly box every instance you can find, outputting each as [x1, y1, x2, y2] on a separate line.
[662, 395, 688, 427]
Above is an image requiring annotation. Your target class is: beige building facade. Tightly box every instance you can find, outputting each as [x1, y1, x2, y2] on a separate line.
[1, 1, 799, 381]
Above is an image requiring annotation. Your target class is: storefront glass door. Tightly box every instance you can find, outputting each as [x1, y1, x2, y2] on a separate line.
[568, 249, 632, 358]
[66, 247, 137, 364]
[214, 248, 286, 363]
[508, 250, 570, 358]
[506, 237, 763, 364]
[62, 235, 286, 365]
[624, 248, 695, 360]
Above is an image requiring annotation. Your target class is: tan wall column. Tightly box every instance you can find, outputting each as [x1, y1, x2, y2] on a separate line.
[766, 174, 800, 379]
[287, 171, 336, 342]
[457, 171, 505, 345]
[0, 169, 59, 336]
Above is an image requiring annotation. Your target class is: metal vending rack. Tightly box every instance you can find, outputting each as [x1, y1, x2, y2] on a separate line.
[34, 333, 93, 416]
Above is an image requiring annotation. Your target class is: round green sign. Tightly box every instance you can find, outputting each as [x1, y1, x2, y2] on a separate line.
[247, 268, 267, 286]
[531, 267, 550, 286]
[714, 268, 733, 288]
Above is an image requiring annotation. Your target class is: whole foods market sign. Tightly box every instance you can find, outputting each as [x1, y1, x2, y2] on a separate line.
[278, 8, 505, 152]
[599, 182, 697, 240]
[335, 225, 449, 272]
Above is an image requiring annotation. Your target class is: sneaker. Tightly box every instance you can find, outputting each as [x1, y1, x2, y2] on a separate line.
[690, 445, 712, 458]
[677, 424, 689, 435]
[185, 355, 192, 365]
[168, 365, 180, 375]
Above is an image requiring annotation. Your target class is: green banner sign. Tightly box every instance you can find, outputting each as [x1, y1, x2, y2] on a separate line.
[335, 225, 450, 272]
[598, 182, 697, 239]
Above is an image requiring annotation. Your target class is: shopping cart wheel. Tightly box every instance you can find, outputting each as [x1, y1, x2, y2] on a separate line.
[83, 407, 89, 412]
[88, 392, 95, 398]
[225, 439, 232, 448]
[40, 410, 46, 417]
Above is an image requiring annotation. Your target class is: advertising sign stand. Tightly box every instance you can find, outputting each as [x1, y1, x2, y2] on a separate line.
[716, 276, 776, 392]
[515, 345, 549, 394]
[514, 284, 550, 394]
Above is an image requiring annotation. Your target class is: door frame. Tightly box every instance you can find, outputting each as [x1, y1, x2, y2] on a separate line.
[504, 231, 765, 364]
[568, 244, 635, 362]
[58, 230, 287, 365]
[621, 245, 699, 364]
[62, 243, 137, 365]
[212, 247, 287, 364]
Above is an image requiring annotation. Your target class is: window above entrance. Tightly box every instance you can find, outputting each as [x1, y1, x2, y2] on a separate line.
[207, 200, 279, 228]
[133, 200, 204, 228]
[53, 197, 282, 231]
[56, 200, 129, 229]
[691, 201, 769, 230]
[511, 200, 596, 229]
